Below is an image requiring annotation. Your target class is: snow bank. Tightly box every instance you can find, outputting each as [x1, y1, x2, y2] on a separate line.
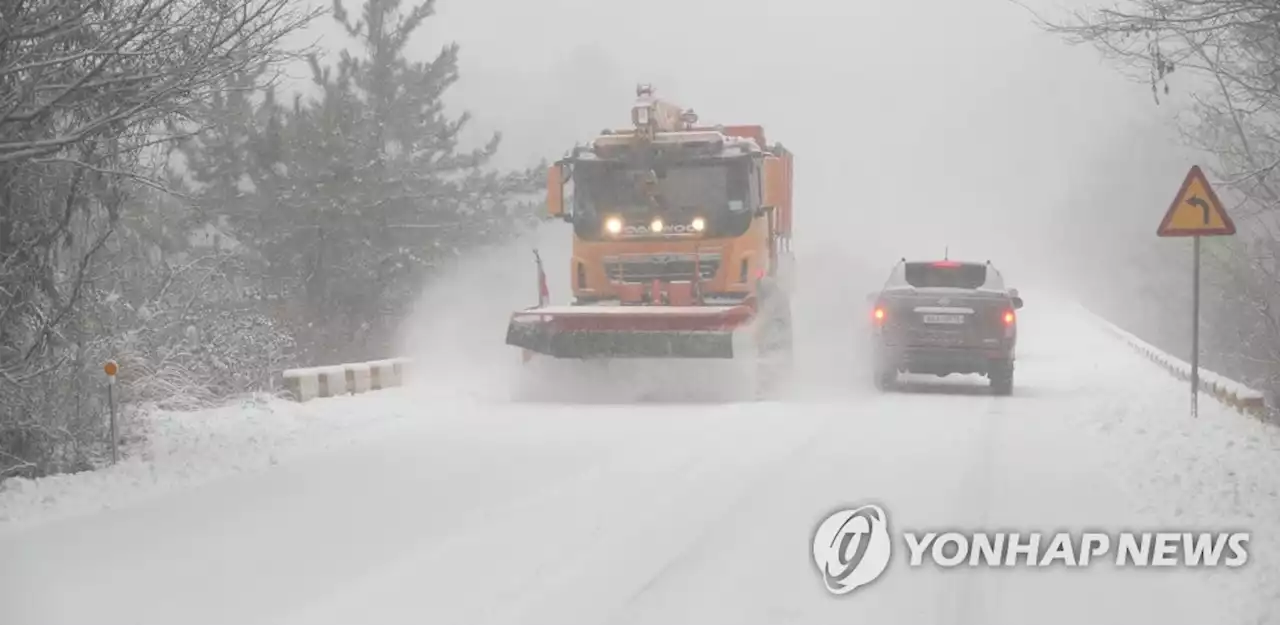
[1078, 304, 1269, 417]
[0, 387, 430, 532]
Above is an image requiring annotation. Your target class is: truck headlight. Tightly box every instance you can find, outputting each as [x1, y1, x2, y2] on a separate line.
[605, 216, 623, 234]
[650, 218, 664, 233]
[691, 217, 706, 232]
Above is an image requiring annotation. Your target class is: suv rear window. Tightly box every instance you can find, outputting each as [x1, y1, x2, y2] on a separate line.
[903, 262, 987, 289]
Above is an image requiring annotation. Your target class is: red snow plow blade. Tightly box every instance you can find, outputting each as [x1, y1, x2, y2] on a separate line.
[505, 304, 758, 359]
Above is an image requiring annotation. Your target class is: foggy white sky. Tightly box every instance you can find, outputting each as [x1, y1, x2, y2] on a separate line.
[288, 0, 1205, 290]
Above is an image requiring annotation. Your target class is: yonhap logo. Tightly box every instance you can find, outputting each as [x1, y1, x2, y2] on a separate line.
[812, 504, 892, 595]
[810, 501, 1251, 596]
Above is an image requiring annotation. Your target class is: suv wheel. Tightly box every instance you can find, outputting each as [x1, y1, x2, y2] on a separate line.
[989, 361, 1014, 396]
[873, 363, 896, 391]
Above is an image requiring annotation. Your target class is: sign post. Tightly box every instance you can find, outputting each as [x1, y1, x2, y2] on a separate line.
[103, 360, 119, 463]
[1156, 165, 1237, 417]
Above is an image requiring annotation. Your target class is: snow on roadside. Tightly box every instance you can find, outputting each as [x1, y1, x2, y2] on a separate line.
[1047, 307, 1280, 624]
[1102, 391, 1280, 624]
[0, 387, 433, 533]
[0, 230, 550, 535]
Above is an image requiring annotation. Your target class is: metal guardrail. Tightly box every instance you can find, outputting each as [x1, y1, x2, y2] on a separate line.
[281, 357, 411, 402]
[1079, 306, 1267, 417]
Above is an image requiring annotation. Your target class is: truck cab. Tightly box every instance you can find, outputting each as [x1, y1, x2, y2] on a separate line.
[506, 85, 795, 377]
[543, 86, 793, 308]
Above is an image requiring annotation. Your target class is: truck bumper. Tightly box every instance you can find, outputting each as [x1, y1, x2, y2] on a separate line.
[508, 326, 740, 359]
[505, 305, 760, 360]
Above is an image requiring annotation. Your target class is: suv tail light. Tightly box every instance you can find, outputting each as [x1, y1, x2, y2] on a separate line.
[873, 307, 886, 322]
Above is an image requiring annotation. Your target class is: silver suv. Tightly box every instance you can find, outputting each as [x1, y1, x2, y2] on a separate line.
[868, 259, 1024, 394]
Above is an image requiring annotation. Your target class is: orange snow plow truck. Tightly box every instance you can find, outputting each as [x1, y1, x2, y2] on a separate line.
[505, 85, 795, 390]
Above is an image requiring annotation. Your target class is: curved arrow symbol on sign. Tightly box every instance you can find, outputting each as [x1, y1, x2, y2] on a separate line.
[1187, 196, 1211, 224]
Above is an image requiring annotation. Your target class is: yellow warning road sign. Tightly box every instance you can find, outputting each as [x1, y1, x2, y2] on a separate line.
[1157, 165, 1238, 418]
[1157, 165, 1236, 237]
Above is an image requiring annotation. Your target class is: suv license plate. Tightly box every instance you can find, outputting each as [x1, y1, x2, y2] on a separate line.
[922, 314, 965, 324]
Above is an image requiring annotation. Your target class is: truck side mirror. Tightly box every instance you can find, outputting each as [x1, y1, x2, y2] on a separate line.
[546, 164, 567, 218]
[761, 156, 786, 213]
[1012, 296, 1024, 310]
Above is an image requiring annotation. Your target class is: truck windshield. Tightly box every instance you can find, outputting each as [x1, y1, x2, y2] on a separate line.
[574, 160, 745, 218]
[570, 158, 754, 240]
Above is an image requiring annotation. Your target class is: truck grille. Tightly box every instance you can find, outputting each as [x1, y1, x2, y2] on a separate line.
[604, 253, 721, 283]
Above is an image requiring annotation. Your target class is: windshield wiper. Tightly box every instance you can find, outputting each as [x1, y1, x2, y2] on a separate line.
[631, 169, 669, 211]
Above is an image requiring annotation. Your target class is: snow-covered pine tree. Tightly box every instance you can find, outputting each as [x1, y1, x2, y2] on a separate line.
[181, 0, 545, 363]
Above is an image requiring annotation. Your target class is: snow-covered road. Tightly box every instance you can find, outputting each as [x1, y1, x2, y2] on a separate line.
[3, 294, 1279, 625]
